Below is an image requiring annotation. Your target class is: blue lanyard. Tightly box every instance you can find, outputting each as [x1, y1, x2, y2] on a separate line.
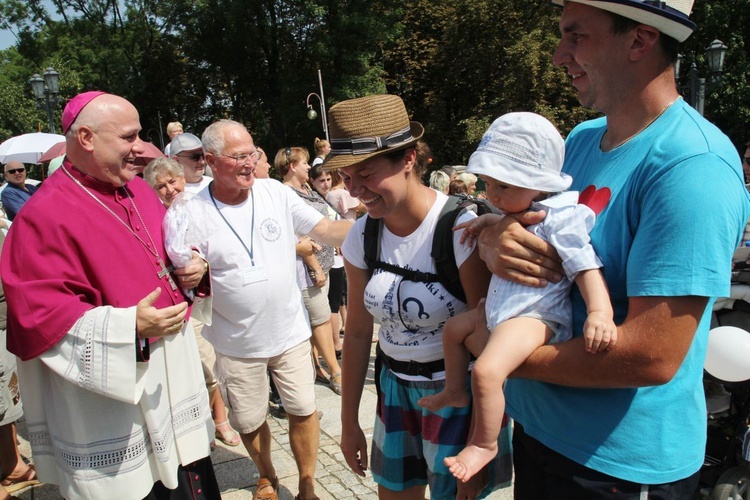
[208, 182, 255, 266]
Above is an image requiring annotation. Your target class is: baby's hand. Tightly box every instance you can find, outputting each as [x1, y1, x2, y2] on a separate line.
[453, 219, 481, 246]
[454, 213, 502, 246]
[583, 311, 617, 353]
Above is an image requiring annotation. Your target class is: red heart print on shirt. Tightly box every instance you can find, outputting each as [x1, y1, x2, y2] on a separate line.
[578, 185, 611, 215]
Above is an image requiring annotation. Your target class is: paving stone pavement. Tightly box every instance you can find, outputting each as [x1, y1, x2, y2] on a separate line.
[11, 339, 512, 499]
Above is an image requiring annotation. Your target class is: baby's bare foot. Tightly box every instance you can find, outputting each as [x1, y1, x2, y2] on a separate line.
[417, 389, 470, 411]
[444, 443, 498, 482]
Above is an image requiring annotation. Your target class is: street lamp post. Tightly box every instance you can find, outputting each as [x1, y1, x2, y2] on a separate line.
[305, 69, 329, 142]
[29, 67, 61, 134]
[676, 39, 728, 116]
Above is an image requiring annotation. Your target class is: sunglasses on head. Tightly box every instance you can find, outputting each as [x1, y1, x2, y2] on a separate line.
[285, 147, 292, 166]
[6, 168, 24, 174]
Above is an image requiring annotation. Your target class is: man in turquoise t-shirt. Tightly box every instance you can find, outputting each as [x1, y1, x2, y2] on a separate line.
[477, 1, 750, 498]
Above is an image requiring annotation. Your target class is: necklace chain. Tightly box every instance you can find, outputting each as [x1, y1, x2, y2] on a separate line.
[61, 165, 177, 290]
[603, 98, 677, 151]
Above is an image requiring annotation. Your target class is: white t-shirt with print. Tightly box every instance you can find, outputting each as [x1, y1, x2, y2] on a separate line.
[342, 192, 476, 368]
[190, 178, 324, 357]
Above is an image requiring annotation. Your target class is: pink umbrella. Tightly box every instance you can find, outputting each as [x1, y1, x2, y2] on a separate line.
[134, 141, 166, 166]
[39, 141, 67, 164]
[37, 141, 165, 166]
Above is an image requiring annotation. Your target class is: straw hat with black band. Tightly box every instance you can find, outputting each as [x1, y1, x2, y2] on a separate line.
[322, 94, 424, 171]
[550, 0, 696, 42]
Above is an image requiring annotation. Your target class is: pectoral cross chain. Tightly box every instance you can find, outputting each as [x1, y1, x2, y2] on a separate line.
[61, 165, 180, 293]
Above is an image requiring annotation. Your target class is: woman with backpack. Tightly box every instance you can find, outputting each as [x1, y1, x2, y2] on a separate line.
[324, 94, 511, 499]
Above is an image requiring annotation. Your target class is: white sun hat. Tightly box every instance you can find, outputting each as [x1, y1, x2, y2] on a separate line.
[467, 112, 572, 193]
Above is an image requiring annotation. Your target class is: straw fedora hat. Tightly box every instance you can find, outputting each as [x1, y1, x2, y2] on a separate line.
[550, 0, 696, 42]
[322, 94, 424, 171]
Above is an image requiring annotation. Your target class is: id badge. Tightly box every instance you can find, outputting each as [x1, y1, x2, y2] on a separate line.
[243, 265, 268, 285]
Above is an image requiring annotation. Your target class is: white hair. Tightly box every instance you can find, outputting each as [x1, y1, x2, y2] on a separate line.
[201, 119, 246, 155]
[429, 170, 450, 193]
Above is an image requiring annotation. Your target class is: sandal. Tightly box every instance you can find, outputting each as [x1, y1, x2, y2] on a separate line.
[1, 463, 39, 493]
[314, 366, 329, 384]
[214, 420, 241, 447]
[329, 372, 342, 395]
[253, 476, 278, 500]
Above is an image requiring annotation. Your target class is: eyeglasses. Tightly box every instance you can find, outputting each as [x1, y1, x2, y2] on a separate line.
[222, 149, 262, 166]
[6, 168, 25, 174]
[177, 153, 205, 162]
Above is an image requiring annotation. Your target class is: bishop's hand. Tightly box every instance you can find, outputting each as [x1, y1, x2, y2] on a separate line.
[136, 288, 189, 338]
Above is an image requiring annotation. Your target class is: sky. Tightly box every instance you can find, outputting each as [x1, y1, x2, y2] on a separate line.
[0, 0, 65, 50]
[0, 30, 17, 50]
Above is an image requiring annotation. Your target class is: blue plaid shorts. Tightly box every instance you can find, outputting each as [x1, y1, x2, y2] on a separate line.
[371, 365, 512, 499]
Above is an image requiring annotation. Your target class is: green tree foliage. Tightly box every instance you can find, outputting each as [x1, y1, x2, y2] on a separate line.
[169, 0, 399, 151]
[382, 0, 597, 166]
[0, 49, 40, 139]
[0, 0, 748, 159]
[682, 0, 750, 149]
[0, 0, 194, 145]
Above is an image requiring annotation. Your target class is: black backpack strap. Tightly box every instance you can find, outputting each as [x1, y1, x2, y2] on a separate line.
[363, 214, 441, 284]
[376, 262, 441, 283]
[431, 195, 469, 303]
[363, 215, 383, 273]
[365, 195, 478, 304]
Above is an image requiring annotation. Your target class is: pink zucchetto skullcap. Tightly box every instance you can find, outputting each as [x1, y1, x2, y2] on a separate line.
[62, 91, 108, 134]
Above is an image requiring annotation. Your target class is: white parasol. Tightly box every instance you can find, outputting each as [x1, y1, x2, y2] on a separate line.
[0, 132, 66, 164]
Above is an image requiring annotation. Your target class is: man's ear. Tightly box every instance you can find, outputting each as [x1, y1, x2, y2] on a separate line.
[630, 25, 660, 61]
[204, 152, 217, 169]
[77, 126, 96, 152]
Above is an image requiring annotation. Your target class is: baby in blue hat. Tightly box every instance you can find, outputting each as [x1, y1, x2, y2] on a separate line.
[418, 112, 616, 482]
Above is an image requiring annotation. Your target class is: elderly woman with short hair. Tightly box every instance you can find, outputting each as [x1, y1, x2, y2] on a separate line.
[457, 172, 478, 196]
[144, 157, 186, 208]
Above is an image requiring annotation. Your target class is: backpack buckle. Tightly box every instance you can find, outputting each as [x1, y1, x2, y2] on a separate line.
[406, 360, 433, 379]
[412, 271, 435, 283]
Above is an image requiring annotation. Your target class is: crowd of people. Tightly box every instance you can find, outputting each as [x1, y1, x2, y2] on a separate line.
[0, 1, 749, 499]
